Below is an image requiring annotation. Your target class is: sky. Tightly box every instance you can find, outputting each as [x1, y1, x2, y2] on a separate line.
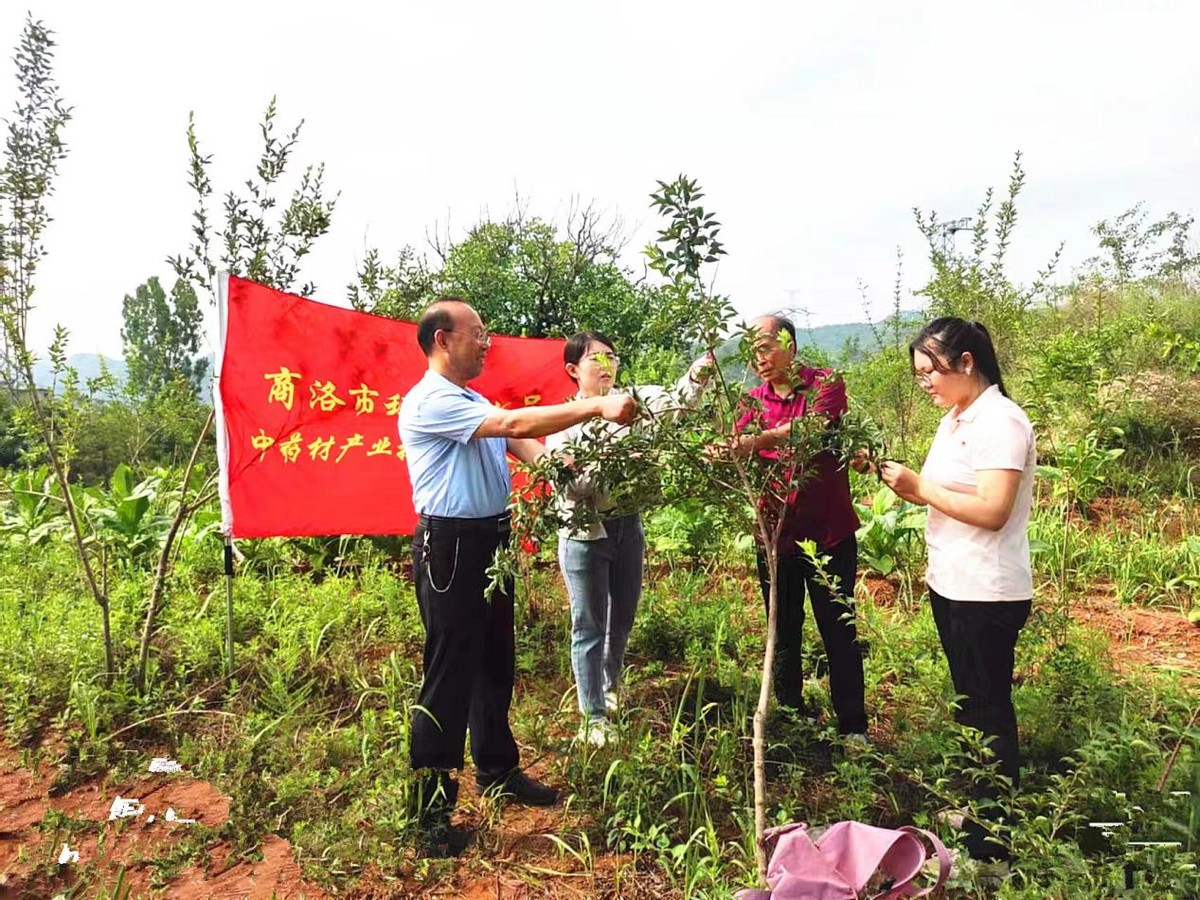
[2, 1, 1197, 359]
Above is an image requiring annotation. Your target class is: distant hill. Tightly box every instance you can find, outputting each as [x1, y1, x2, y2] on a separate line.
[28, 319, 921, 391]
[796, 321, 879, 358]
[794, 313, 926, 360]
[32, 354, 127, 390]
[30, 353, 218, 397]
[712, 314, 924, 373]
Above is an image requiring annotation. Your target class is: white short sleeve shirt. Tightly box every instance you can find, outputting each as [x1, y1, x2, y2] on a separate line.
[921, 385, 1036, 602]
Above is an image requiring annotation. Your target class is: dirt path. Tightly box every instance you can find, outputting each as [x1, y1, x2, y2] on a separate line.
[1070, 593, 1200, 679]
[0, 743, 655, 899]
[859, 574, 1200, 679]
[0, 749, 326, 899]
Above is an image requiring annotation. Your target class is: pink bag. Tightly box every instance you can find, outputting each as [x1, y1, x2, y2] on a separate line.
[736, 820, 952, 899]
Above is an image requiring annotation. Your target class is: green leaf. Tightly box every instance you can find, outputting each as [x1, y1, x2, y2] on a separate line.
[870, 555, 895, 576]
[110, 463, 136, 500]
[871, 489, 896, 517]
[115, 495, 150, 531]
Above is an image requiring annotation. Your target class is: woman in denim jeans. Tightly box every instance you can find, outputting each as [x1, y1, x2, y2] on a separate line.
[546, 332, 711, 746]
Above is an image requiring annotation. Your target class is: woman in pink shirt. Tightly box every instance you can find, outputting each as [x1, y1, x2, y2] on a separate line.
[880, 317, 1035, 871]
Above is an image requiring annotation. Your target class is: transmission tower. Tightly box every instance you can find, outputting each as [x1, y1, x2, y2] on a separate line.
[940, 217, 974, 257]
[781, 289, 810, 328]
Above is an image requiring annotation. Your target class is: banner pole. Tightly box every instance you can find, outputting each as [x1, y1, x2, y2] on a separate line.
[224, 536, 235, 675]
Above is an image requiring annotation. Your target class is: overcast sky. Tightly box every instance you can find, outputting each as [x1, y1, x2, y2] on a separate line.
[2, 1, 1197, 358]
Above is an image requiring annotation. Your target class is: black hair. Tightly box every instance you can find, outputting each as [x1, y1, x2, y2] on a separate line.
[563, 330, 616, 383]
[909, 316, 1008, 397]
[761, 315, 797, 351]
[416, 297, 469, 356]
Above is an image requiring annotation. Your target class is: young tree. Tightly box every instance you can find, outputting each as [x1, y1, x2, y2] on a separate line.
[170, 96, 338, 308]
[120, 275, 207, 398]
[492, 176, 882, 885]
[346, 244, 436, 322]
[0, 16, 118, 680]
[146, 97, 339, 687]
[914, 151, 1062, 365]
[1084, 203, 1200, 284]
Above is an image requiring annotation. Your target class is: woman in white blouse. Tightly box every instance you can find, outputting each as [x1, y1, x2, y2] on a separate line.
[546, 332, 711, 747]
[880, 317, 1035, 870]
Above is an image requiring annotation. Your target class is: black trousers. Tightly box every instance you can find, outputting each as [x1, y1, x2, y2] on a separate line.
[929, 588, 1031, 861]
[410, 515, 519, 782]
[757, 535, 867, 735]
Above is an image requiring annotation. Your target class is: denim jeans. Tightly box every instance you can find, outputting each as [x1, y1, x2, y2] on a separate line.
[559, 514, 645, 720]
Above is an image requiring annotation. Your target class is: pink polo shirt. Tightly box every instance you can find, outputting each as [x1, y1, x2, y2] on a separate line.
[736, 368, 860, 553]
[922, 385, 1036, 602]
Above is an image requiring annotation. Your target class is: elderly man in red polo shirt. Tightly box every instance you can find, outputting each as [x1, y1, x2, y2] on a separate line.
[734, 314, 868, 741]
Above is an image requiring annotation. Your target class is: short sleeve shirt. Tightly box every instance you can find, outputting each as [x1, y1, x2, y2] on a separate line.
[921, 385, 1036, 601]
[398, 370, 511, 518]
[735, 368, 860, 552]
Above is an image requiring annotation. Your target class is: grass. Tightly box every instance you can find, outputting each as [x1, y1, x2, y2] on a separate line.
[1, 510, 1197, 897]
[1028, 494, 1199, 610]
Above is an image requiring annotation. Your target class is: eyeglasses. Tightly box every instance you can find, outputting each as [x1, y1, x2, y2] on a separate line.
[442, 328, 491, 345]
[913, 369, 936, 385]
[587, 352, 620, 366]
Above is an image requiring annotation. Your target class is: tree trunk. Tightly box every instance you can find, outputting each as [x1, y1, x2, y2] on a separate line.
[136, 410, 214, 692]
[752, 525, 781, 883]
[100, 545, 113, 685]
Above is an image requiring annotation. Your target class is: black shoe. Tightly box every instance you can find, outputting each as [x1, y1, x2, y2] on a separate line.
[419, 821, 473, 858]
[476, 769, 558, 807]
[412, 769, 469, 857]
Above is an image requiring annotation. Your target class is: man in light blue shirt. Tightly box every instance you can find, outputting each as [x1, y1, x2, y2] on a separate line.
[398, 297, 635, 857]
[400, 371, 512, 519]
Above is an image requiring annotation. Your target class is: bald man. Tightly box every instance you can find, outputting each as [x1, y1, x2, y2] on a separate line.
[398, 298, 636, 856]
[735, 314, 868, 741]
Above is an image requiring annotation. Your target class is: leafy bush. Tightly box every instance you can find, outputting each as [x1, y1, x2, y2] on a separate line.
[643, 499, 748, 562]
[1101, 371, 1200, 450]
[853, 484, 926, 577]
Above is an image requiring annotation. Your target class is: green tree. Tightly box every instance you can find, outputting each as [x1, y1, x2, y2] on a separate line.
[348, 203, 693, 362]
[161, 95, 340, 683]
[346, 244, 436, 322]
[0, 16, 120, 679]
[120, 276, 207, 398]
[1084, 203, 1200, 284]
[439, 214, 619, 338]
[494, 176, 884, 885]
[0, 394, 27, 467]
[170, 96, 338, 306]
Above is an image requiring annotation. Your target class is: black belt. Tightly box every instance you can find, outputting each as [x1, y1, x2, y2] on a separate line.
[418, 512, 511, 534]
[600, 510, 638, 524]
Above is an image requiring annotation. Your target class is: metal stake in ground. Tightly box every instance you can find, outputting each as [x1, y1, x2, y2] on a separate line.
[224, 536, 235, 675]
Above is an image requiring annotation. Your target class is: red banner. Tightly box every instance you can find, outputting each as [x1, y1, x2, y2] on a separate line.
[215, 275, 574, 538]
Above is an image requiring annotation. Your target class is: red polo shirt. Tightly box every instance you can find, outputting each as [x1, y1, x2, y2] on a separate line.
[736, 367, 860, 554]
